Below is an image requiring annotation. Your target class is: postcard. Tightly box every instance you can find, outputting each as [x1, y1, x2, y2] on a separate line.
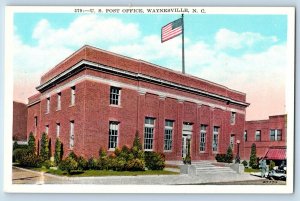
[4, 6, 295, 193]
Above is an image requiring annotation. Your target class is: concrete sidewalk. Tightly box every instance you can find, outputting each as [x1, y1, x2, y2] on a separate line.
[13, 167, 264, 185]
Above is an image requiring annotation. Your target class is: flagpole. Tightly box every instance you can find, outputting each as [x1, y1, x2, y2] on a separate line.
[182, 14, 185, 74]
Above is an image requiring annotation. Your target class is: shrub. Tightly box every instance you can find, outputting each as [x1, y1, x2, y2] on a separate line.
[242, 160, 248, 167]
[27, 132, 36, 154]
[13, 148, 30, 163]
[108, 157, 126, 171]
[40, 133, 49, 161]
[131, 146, 144, 160]
[88, 157, 98, 170]
[13, 141, 18, 151]
[98, 157, 107, 170]
[106, 155, 118, 170]
[19, 153, 42, 168]
[99, 147, 107, 158]
[126, 159, 145, 171]
[119, 145, 131, 160]
[133, 131, 143, 150]
[215, 154, 227, 162]
[77, 156, 88, 171]
[68, 151, 78, 161]
[145, 151, 165, 170]
[59, 157, 78, 174]
[249, 143, 258, 169]
[114, 147, 121, 157]
[183, 155, 191, 165]
[43, 160, 55, 169]
[225, 146, 233, 163]
[54, 138, 63, 166]
[13, 141, 28, 151]
[132, 132, 144, 160]
[269, 160, 276, 170]
[127, 153, 135, 161]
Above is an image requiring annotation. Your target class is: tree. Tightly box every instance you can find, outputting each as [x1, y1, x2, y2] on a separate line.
[40, 132, 49, 161]
[133, 131, 143, 150]
[269, 160, 276, 171]
[132, 131, 144, 160]
[27, 132, 36, 154]
[13, 141, 18, 151]
[249, 143, 258, 169]
[99, 147, 107, 158]
[225, 145, 233, 163]
[54, 138, 63, 165]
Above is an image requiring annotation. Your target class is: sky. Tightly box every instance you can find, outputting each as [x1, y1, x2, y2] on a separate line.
[13, 13, 288, 121]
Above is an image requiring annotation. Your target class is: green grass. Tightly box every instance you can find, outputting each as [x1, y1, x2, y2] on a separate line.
[30, 167, 179, 177]
[244, 168, 261, 173]
[72, 169, 178, 177]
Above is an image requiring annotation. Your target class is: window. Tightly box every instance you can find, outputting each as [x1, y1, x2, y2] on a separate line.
[34, 116, 38, 128]
[57, 92, 61, 110]
[164, 120, 174, 151]
[46, 97, 50, 113]
[144, 117, 155, 151]
[109, 122, 119, 149]
[45, 125, 49, 134]
[230, 134, 235, 150]
[110, 87, 121, 105]
[244, 130, 247, 141]
[277, 130, 282, 141]
[56, 123, 60, 137]
[199, 125, 207, 152]
[270, 129, 282, 141]
[230, 112, 236, 125]
[70, 121, 74, 149]
[212, 126, 219, 152]
[255, 130, 261, 141]
[71, 86, 76, 106]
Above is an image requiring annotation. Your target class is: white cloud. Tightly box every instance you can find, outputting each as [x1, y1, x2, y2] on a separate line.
[32, 15, 141, 48]
[109, 35, 182, 70]
[215, 28, 278, 50]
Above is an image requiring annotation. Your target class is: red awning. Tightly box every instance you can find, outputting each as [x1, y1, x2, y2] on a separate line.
[265, 148, 286, 160]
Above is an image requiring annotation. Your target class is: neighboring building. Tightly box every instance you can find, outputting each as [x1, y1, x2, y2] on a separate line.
[244, 115, 287, 162]
[13, 101, 28, 142]
[26, 45, 250, 161]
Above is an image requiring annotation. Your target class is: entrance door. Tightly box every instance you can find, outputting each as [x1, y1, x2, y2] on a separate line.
[182, 123, 193, 158]
[182, 136, 191, 158]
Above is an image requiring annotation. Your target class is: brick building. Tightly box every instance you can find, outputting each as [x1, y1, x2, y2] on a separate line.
[244, 115, 287, 162]
[26, 45, 250, 161]
[13, 101, 28, 142]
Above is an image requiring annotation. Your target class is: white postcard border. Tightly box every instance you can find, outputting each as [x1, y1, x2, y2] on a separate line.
[3, 6, 295, 194]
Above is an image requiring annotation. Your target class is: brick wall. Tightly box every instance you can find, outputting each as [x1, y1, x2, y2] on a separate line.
[243, 115, 287, 159]
[13, 101, 28, 141]
[28, 75, 247, 160]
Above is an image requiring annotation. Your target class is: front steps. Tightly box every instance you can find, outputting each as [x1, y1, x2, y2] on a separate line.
[172, 161, 239, 176]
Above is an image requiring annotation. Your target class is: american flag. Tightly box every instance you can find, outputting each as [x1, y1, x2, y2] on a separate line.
[161, 18, 183, 43]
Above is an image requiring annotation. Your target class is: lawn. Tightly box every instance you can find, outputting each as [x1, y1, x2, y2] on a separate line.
[31, 167, 179, 177]
[244, 168, 261, 173]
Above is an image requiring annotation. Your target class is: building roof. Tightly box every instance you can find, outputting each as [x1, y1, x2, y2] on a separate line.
[246, 114, 287, 124]
[264, 147, 286, 160]
[34, 45, 249, 106]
